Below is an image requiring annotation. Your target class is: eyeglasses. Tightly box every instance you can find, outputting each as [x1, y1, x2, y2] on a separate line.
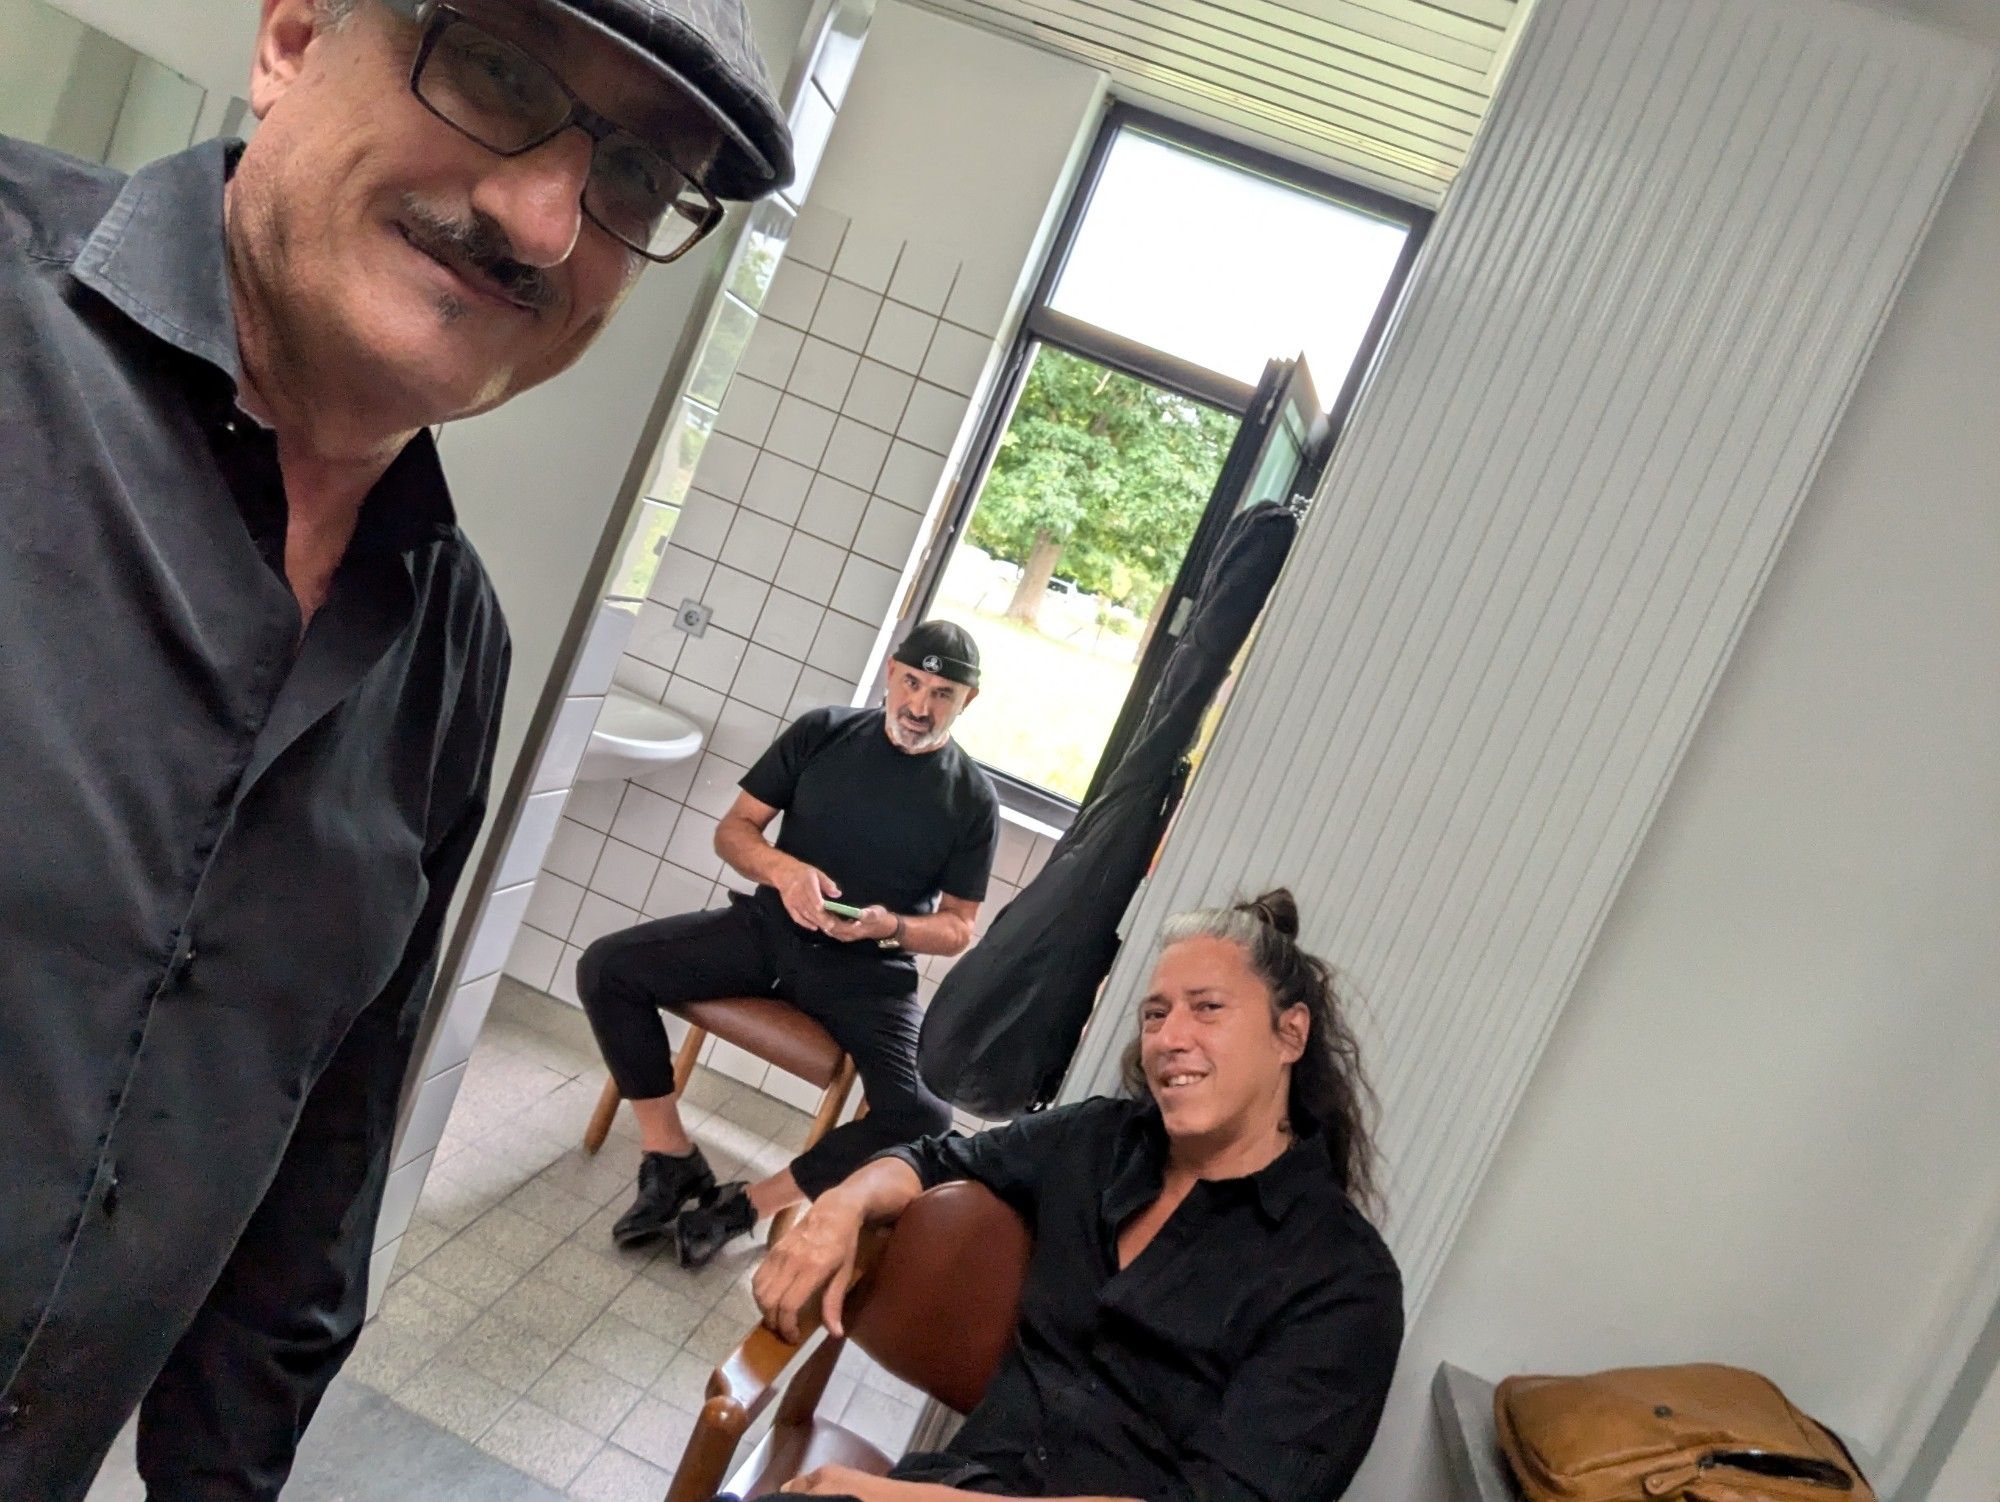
[398, 2, 724, 263]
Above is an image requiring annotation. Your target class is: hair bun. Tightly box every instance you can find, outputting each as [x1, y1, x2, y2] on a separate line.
[1242, 888, 1300, 939]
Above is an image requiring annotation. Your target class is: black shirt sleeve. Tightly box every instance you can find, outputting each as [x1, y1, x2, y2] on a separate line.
[877, 1098, 1117, 1228]
[738, 706, 837, 810]
[939, 786, 999, 902]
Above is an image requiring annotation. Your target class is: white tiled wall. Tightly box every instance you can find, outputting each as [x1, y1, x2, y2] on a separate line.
[504, 206, 1061, 1112]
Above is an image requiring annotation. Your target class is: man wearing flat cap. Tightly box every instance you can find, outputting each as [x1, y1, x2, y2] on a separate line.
[579, 621, 999, 1268]
[0, 0, 790, 1494]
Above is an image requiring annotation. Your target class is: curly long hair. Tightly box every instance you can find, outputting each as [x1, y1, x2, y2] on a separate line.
[1122, 888, 1382, 1213]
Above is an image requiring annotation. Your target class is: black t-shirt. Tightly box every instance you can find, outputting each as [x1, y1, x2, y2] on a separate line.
[739, 707, 999, 916]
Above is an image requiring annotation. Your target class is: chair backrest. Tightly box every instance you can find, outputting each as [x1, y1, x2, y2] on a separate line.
[842, 1181, 1032, 1415]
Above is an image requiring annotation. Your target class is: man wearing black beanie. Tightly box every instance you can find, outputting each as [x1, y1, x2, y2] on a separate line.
[578, 620, 999, 1266]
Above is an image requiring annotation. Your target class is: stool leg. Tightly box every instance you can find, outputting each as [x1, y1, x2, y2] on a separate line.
[582, 1076, 620, 1156]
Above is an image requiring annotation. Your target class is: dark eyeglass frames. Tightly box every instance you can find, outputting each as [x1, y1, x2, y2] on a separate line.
[394, 2, 724, 263]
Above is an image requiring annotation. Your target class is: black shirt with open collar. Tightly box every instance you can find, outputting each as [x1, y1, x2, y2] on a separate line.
[883, 1095, 1405, 1501]
[0, 134, 509, 1494]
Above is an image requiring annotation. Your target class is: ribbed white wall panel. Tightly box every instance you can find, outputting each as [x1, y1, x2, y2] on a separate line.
[1064, 0, 1994, 1311]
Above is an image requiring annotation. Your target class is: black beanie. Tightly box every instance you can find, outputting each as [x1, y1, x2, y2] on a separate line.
[891, 620, 981, 688]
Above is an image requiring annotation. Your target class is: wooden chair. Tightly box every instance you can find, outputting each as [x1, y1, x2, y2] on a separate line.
[582, 995, 862, 1242]
[663, 1181, 1033, 1502]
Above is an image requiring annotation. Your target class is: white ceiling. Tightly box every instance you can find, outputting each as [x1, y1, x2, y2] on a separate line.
[897, 0, 1534, 206]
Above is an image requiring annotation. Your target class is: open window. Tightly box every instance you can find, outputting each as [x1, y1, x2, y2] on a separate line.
[902, 107, 1428, 826]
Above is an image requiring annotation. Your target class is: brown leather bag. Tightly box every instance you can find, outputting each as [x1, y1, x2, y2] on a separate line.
[1494, 1364, 1873, 1501]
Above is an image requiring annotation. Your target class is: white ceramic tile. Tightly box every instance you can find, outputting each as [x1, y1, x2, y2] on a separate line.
[709, 700, 781, 768]
[808, 276, 881, 353]
[377, 1149, 436, 1249]
[685, 752, 749, 822]
[789, 665, 854, 717]
[525, 872, 586, 938]
[430, 970, 503, 1077]
[570, 891, 640, 952]
[563, 778, 626, 834]
[944, 258, 1014, 336]
[674, 625, 748, 694]
[498, 788, 568, 889]
[991, 819, 1035, 886]
[760, 259, 825, 331]
[713, 375, 779, 446]
[397, 1065, 466, 1170]
[707, 1038, 769, 1090]
[665, 808, 723, 881]
[786, 202, 848, 271]
[545, 817, 606, 888]
[591, 838, 661, 910]
[671, 490, 735, 561]
[737, 317, 803, 388]
[741, 452, 813, 527]
[504, 922, 564, 993]
[774, 531, 845, 600]
[819, 418, 892, 491]
[643, 859, 715, 920]
[659, 677, 725, 742]
[716, 864, 756, 897]
[830, 553, 901, 624]
[796, 473, 868, 548]
[549, 946, 586, 1007]
[703, 565, 770, 638]
[830, 222, 900, 294]
[762, 395, 837, 469]
[571, 601, 638, 697]
[611, 655, 671, 702]
[463, 882, 532, 982]
[609, 785, 681, 858]
[864, 300, 936, 375]
[788, 336, 861, 411]
[753, 588, 825, 660]
[874, 440, 949, 513]
[691, 432, 756, 502]
[919, 320, 990, 397]
[645, 549, 714, 612]
[367, 1235, 400, 1318]
[633, 742, 705, 805]
[761, 1069, 823, 1115]
[888, 240, 958, 316]
[853, 495, 926, 569]
[532, 695, 603, 794]
[717, 508, 790, 582]
[897, 380, 967, 456]
[841, 358, 915, 433]
[807, 611, 878, 682]
[732, 644, 803, 716]
[627, 599, 686, 670]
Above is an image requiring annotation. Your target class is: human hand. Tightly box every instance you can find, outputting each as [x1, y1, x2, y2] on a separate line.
[778, 1465, 952, 1498]
[776, 861, 840, 932]
[753, 1191, 865, 1342]
[821, 904, 896, 945]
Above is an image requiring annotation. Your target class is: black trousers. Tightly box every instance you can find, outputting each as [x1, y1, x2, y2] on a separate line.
[577, 894, 950, 1199]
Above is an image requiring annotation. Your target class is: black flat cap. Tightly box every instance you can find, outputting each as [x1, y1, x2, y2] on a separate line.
[546, 0, 794, 199]
[892, 620, 981, 689]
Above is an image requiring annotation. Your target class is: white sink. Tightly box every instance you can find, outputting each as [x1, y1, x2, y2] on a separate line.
[579, 687, 703, 783]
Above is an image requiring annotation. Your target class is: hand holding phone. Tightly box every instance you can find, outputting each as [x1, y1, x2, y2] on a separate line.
[820, 899, 865, 921]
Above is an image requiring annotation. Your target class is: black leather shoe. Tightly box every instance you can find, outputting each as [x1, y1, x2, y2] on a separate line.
[612, 1149, 715, 1249]
[674, 1182, 756, 1269]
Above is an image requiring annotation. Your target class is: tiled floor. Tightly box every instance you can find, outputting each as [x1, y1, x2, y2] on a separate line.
[345, 978, 926, 1499]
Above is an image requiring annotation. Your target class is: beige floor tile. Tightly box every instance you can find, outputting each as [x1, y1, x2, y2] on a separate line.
[396, 1359, 516, 1443]
[710, 1085, 811, 1146]
[682, 1300, 757, 1365]
[565, 1444, 670, 1502]
[504, 1175, 603, 1237]
[393, 1214, 453, 1273]
[637, 1238, 756, 1307]
[487, 1273, 613, 1348]
[540, 1146, 642, 1208]
[569, 1312, 678, 1388]
[606, 1396, 695, 1471]
[374, 1272, 481, 1346]
[444, 1312, 565, 1393]
[528, 1354, 644, 1439]
[606, 1277, 706, 1345]
[477, 1398, 604, 1490]
[647, 1350, 715, 1416]
[342, 1321, 435, 1396]
[840, 1383, 920, 1455]
[537, 1241, 639, 1306]
[691, 1112, 767, 1166]
[482, 1119, 573, 1178]
[456, 1204, 570, 1270]
[416, 1237, 526, 1308]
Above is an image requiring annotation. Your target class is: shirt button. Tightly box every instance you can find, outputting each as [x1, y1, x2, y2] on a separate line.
[0, 1395, 23, 1428]
[102, 1167, 120, 1217]
[168, 934, 197, 987]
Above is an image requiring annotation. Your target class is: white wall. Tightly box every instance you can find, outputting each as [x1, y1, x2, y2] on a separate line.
[1931, 1353, 2000, 1501]
[1351, 0, 2000, 1494]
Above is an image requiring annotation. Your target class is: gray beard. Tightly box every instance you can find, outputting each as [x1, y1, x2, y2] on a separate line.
[888, 716, 949, 754]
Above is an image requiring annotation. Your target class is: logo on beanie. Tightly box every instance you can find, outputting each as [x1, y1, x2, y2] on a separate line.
[923, 654, 941, 672]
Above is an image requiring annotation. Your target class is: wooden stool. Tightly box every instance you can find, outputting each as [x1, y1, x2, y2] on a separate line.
[583, 996, 861, 1243]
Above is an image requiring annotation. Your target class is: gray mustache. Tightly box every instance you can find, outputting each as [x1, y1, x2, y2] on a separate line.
[400, 196, 558, 313]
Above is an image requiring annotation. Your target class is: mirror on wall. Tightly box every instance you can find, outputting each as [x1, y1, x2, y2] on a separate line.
[0, 0, 250, 171]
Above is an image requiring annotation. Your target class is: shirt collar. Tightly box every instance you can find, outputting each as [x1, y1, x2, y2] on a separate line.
[71, 139, 460, 555]
[1105, 1101, 1328, 1230]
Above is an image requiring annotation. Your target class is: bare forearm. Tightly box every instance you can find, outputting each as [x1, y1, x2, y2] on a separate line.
[889, 908, 974, 956]
[714, 813, 798, 888]
[819, 1155, 925, 1226]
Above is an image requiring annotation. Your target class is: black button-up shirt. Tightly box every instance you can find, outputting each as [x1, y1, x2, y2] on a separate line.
[0, 135, 508, 1492]
[884, 1097, 1404, 1501]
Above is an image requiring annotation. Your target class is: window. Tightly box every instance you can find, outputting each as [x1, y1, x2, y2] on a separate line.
[906, 108, 1427, 825]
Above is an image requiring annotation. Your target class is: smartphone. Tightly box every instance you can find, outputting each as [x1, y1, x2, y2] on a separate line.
[821, 899, 865, 921]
